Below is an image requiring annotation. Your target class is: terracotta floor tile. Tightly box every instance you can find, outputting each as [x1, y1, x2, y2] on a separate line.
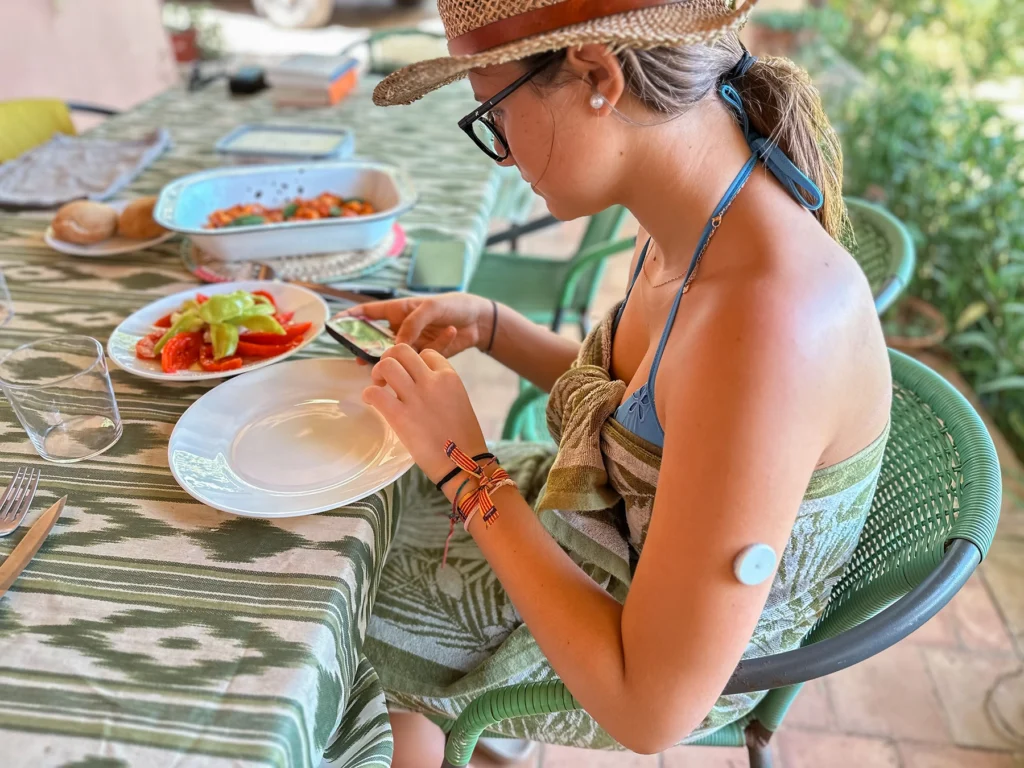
[539, 745, 657, 768]
[662, 744, 764, 767]
[904, 603, 962, 649]
[785, 678, 836, 730]
[898, 743, 1019, 768]
[951, 577, 1016, 653]
[825, 642, 951, 742]
[980, 538, 1024, 650]
[924, 648, 1021, 749]
[775, 729, 901, 768]
[987, 668, 1024, 748]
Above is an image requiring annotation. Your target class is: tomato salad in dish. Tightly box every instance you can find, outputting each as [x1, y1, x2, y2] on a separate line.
[135, 289, 311, 374]
[205, 193, 376, 229]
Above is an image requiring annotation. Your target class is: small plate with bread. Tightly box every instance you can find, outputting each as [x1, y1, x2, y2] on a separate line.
[45, 197, 173, 257]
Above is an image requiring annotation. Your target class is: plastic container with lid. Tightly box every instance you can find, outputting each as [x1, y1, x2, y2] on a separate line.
[214, 124, 356, 165]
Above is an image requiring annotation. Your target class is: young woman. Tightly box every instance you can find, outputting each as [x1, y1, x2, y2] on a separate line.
[349, 1, 891, 764]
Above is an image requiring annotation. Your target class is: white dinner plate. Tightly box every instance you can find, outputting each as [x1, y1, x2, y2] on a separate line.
[45, 200, 175, 257]
[107, 280, 328, 382]
[169, 357, 412, 517]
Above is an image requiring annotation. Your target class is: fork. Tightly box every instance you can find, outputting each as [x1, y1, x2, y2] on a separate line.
[0, 467, 41, 538]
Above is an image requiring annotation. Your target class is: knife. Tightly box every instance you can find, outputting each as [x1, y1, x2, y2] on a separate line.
[0, 496, 66, 598]
[289, 280, 397, 304]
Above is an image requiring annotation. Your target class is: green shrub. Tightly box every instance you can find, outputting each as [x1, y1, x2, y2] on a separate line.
[833, 52, 1024, 450]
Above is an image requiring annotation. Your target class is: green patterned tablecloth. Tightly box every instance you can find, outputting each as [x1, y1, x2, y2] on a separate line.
[0, 80, 519, 767]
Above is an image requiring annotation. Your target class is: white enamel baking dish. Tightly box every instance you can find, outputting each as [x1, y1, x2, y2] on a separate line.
[154, 160, 416, 261]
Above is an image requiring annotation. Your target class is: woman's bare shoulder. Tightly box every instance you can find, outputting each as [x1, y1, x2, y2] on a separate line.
[660, 228, 891, 464]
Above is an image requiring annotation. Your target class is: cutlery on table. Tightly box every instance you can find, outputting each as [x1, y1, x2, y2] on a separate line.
[0, 496, 66, 598]
[249, 262, 397, 303]
[0, 467, 41, 538]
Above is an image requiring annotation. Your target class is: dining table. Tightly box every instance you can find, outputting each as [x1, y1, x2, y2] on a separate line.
[0, 77, 532, 767]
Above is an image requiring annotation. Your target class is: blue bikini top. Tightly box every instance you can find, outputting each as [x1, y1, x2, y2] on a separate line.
[612, 81, 823, 448]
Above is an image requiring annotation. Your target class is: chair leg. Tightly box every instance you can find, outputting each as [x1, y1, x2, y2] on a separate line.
[745, 721, 774, 768]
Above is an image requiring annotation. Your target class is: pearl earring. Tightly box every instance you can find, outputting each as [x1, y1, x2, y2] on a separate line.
[589, 93, 606, 110]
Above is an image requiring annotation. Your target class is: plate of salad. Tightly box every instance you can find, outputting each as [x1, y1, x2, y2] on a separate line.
[107, 281, 328, 381]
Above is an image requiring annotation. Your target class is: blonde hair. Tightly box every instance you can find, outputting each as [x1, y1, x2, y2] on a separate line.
[528, 35, 851, 244]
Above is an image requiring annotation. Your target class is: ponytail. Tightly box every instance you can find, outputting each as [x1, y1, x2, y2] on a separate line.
[734, 54, 850, 245]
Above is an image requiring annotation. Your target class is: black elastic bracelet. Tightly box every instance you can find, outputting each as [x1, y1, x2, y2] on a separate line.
[485, 300, 498, 354]
[435, 452, 496, 492]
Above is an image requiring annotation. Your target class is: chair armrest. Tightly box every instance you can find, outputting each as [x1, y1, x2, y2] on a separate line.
[445, 681, 581, 765]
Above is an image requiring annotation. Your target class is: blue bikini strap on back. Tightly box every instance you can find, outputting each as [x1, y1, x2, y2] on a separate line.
[718, 83, 824, 211]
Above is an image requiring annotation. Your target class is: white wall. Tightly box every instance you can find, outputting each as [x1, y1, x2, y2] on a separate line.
[0, 0, 179, 110]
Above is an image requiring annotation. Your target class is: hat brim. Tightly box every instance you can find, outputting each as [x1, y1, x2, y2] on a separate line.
[373, 1, 761, 107]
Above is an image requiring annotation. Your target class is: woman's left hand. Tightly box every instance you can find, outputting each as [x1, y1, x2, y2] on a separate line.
[363, 344, 488, 491]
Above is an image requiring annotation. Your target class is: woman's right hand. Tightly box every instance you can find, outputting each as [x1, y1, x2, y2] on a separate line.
[342, 293, 495, 359]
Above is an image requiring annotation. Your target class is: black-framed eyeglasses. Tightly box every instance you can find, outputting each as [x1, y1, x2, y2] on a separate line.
[458, 54, 558, 162]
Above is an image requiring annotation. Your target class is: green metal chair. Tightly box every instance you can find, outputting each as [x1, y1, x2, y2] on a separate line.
[846, 198, 915, 314]
[448, 349, 1001, 766]
[470, 205, 634, 338]
[500, 382, 552, 444]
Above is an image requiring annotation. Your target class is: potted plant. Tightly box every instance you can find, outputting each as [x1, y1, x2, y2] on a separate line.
[163, 3, 224, 63]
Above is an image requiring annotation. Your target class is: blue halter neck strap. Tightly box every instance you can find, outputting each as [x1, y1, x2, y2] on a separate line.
[718, 81, 824, 212]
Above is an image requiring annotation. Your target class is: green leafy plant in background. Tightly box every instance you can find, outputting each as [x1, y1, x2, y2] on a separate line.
[835, 53, 1024, 451]
[762, 3, 1024, 453]
[824, 0, 1024, 80]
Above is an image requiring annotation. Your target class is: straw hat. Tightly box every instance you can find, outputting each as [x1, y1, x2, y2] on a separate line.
[373, 0, 761, 107]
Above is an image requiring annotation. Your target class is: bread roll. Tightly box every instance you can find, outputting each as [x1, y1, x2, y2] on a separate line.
[118, 196, 166, 240]
[51, 201, 118, 245]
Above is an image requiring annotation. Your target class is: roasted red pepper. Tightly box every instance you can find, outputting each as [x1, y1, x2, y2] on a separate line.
[237, 339, 300, 358]
[199, 344, 243, 372]
[239, 321, 311, 345]
[253, 290, 277, 309]
[160, 331, 203, 373]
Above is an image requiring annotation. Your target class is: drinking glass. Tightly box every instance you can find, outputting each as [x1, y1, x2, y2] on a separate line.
[0, 268, 12, 328]
[0, 336, 122, 462]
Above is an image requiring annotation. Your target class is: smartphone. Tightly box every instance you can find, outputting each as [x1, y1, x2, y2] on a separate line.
[325, 314, 396, 363]
[406, 239, 467, 292]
